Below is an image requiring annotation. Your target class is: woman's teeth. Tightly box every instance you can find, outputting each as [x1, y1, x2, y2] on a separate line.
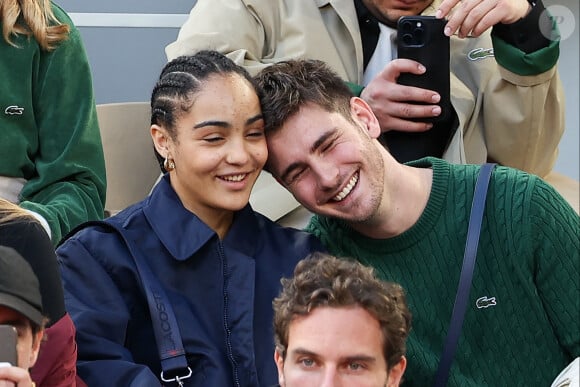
[222, 174, 246, 182]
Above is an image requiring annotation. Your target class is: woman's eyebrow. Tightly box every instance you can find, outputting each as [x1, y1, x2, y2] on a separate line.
[246, 113, 264, 125]
[194, 120, 229, 129]
[193, 114, 264, 129]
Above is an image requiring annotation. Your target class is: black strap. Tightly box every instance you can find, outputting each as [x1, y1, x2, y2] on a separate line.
[433, 163, 495, 387]
[76, 221, 192, 386]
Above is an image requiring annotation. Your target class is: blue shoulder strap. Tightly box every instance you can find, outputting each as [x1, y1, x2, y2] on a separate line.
[69, 220, 192, 386]
[433, 163, 495, 387]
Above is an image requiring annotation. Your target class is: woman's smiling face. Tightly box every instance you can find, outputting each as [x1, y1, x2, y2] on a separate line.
[158, 73, 267, 224]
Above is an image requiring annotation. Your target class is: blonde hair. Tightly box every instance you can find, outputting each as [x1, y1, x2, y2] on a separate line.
[0, 198, 36, 225]
[1, 0, 70, 51]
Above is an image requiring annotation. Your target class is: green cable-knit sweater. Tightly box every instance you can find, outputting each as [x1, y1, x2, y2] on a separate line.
[307, 157, 579, 386]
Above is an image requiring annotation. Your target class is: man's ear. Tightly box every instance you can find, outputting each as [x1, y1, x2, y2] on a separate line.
[274, 348, 286, 387]
[150, 124, 171, 158]
[28, 330, 44, 368]
[350, 97, 381, 139]
[386, 356, 407, 387]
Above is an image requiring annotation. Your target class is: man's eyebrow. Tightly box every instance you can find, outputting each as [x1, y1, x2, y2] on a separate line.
[279, 129, 336, 183]
[289, 348, 319, 357]
[342, 355, 377, 364]
[288, 348, 378, 364]
[311, 129, 336, 153]
[193, 114, 264, 129]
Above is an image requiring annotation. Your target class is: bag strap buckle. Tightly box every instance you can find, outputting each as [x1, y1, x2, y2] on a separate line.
[161, 367, 193, 386]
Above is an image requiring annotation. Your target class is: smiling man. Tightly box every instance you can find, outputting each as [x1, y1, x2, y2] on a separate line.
[256, 59, 580, 386]
[273, 252, 411, 387]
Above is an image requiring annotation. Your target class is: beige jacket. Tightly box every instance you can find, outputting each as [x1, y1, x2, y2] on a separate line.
[167, 0, 565, 177]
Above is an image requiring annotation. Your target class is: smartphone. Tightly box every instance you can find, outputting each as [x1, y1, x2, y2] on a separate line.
[0, 325, 18, 367]
[396, 16, 451, 123]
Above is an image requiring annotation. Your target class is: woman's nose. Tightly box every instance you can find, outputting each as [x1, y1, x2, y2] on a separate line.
[226, 138, 251, 164]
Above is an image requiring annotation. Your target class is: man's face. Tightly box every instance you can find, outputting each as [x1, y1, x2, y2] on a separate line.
[362, 0, 435, 26]
[275, 305, 406, 387]
[266, 100, 385, 223]
[0, 306, 42, 369]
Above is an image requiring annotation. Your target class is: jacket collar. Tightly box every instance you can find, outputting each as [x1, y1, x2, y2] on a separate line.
[142, 174, 259, 261]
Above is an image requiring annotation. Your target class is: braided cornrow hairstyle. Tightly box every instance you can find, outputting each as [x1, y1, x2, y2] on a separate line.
[150, 50, 257, 171]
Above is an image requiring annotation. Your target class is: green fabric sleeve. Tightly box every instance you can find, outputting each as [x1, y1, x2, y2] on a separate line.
[19, 5, 106, 245]
[491, 25, 560, 76]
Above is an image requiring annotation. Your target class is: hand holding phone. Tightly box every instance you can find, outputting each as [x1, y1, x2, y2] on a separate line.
[396, 16, 451, 123]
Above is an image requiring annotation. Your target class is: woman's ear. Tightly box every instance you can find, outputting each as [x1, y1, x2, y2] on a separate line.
[350, 97, 382, 139]
[151, 124, 170, 157]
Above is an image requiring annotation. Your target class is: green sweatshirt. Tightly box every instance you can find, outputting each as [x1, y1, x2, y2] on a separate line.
[0, 2, 106, 244]
[307, 158, 579, 386]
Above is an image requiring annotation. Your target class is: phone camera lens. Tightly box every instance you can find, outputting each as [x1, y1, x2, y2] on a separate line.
[413, 28, 425, 45]
[401, 20, 413, 32]
[402, 33, 414, 45]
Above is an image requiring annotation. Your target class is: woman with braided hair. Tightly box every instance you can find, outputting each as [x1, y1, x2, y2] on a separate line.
[0, 0, 106, 245]
[57, 50, 324, 386]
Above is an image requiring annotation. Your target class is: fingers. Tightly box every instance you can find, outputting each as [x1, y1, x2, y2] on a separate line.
[437, 0, 529, 37]
[446, 0, 497, 37]
[373, 58, 426, 82]
[360, 59, 443, 132]
[436, 0, 461, 19]
[367, 93, 442, 133]
[0, 365, 33, 386]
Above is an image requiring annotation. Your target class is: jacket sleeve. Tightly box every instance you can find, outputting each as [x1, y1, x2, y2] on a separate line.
[57, 234, 162, 386]
[19, 13, 106, 245]
[481, 4, 564, 177]
[165, 0, 276, 76]
[530, 178, 580, 359]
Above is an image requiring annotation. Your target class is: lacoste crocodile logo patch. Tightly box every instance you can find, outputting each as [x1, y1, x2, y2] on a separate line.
[468, 48, 494, 61]
[4, 105, 24, 115]
[476, 296, 497, 309]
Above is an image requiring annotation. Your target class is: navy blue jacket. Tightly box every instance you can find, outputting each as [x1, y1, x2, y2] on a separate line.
[57, 176, 323, 386]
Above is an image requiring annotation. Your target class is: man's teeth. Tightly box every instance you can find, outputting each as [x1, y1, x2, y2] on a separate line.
[333, 174, 358, 201]
[222, 174, 246, 182]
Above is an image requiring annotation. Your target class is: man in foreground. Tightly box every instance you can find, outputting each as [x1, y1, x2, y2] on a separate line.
[256, 59, 579, 386]
[273, 252, 411, 387]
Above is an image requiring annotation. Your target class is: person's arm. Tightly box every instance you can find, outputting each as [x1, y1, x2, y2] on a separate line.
[57, 234, 161, 386]
[484, 0, 563, 176]
[438, 0, 564, 176]
[485, 1, 565, 176]
[18, 9, 106, 245]
[530, 178, 580, 359]
[166, 0, 276, 75]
